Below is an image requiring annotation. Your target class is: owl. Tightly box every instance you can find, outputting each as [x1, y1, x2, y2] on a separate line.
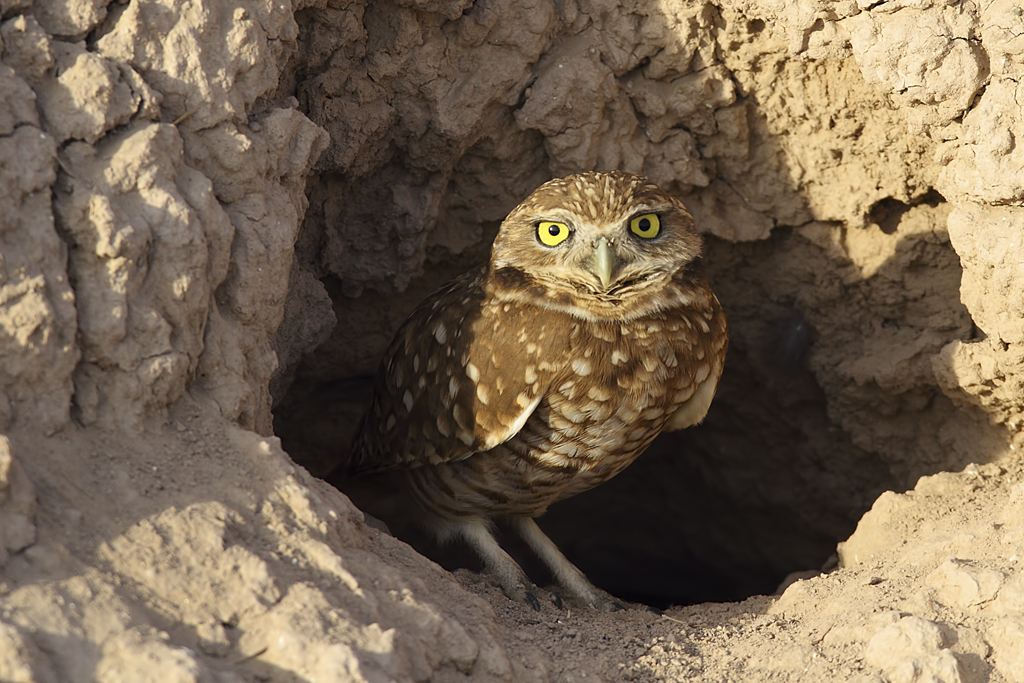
[349, 171, 728, 610]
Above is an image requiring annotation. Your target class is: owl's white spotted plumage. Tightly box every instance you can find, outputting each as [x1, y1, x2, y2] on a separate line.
[350, 171, 728, 609]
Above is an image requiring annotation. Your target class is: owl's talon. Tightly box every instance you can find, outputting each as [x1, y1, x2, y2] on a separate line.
[550, 593, 563, 609]
[525, 591, 541, 611]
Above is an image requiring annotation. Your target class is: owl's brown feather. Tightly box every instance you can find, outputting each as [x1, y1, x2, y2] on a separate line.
[348, 266, 568, 473]
[349, 171, 728, 609]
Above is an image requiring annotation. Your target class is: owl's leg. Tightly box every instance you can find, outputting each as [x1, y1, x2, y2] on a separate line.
[509, 517, 621, 610]
[448, 518, 542, 610]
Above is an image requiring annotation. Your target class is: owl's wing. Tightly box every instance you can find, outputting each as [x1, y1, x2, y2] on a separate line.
[663, 297, 729, 431]
[349, 266, 563, 474]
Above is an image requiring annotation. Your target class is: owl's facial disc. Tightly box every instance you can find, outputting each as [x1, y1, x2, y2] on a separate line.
[491, 171, 704, 306]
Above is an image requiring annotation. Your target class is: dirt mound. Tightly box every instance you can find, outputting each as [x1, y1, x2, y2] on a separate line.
[1, 0, 1023, 680]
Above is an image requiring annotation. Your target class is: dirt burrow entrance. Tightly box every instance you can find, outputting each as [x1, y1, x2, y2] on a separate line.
[273, 0, 1013, 611]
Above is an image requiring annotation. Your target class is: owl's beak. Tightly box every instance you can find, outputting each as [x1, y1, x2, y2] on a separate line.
[590, 237, 616, 289]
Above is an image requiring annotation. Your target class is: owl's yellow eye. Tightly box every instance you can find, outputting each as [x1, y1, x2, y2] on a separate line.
[538, 221, 570, 246]
[630, 213, 661, 239]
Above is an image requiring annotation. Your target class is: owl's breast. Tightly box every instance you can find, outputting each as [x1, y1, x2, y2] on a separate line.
[508, 308, 718, 499]
[397, 283, 725, 520]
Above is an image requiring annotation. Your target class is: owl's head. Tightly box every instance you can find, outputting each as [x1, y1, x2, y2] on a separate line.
[490, 171, 704, 315]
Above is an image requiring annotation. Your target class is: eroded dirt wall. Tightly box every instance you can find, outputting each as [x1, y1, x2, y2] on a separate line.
[0, 0, 329, 436]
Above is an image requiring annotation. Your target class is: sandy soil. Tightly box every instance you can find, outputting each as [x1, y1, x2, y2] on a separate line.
[4, 407, 1022, 681]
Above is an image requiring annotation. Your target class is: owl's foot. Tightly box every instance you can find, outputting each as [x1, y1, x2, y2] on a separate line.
[549, 583, 627, 612]
[508, 517, 634, 611]
[449, 517, 638, 612]
[554, 586, 662, 613]
[486, 570, 546, 611]
[450, 519, 545, 609]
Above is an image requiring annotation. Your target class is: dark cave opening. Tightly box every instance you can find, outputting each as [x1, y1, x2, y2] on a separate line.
[273, 233, 896, 608]
[274, 347, 873, 609]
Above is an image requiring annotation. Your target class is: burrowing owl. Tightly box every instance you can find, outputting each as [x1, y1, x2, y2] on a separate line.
[350, 171, 728, 609]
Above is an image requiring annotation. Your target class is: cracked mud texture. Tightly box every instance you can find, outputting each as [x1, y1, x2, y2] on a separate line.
[2, 0, 1024, 681]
